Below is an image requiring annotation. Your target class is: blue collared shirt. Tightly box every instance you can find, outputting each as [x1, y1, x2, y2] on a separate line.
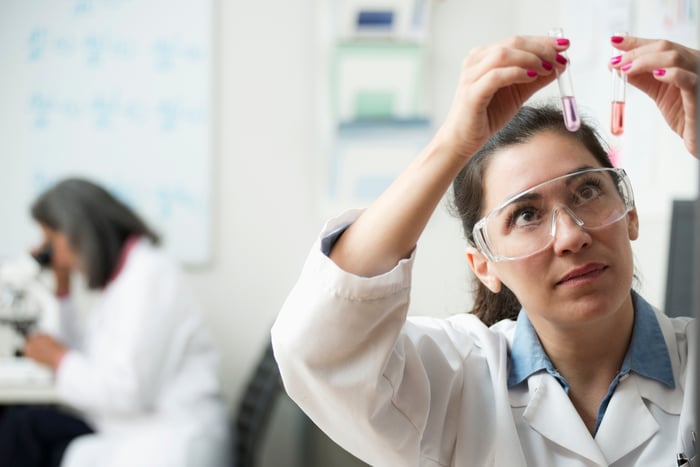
[507, 290, 675, 435]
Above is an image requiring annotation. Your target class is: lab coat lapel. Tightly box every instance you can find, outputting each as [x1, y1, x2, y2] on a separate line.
[523, 374, 608, 466]
[595, 374, 659, 464]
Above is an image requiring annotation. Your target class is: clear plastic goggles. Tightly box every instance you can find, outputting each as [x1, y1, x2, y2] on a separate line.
[472, 167, 635, 262]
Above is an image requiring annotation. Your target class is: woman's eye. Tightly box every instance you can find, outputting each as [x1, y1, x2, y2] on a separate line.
[509, 207, 542, 227]
[576, 184, 602, 202]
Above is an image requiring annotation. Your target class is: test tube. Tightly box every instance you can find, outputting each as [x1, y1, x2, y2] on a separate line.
[548, 28, 580, 132]
[610, 32, 627, 135]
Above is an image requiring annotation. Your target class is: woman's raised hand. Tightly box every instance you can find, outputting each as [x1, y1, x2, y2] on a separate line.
[433, 35, 569, 164]
[611, 36, 698, 157]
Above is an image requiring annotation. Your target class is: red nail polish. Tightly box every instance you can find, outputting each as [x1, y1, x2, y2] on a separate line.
[526, 69, 538, 77]
[611, 35, 624, 44]
[556, 38, 570, 46]
[610, 55, 622, 65]
[555, 53, 567, 65]
[541, 60, 553, 71]
[653, 68, 666, 76]
[621, 62, 633, 72]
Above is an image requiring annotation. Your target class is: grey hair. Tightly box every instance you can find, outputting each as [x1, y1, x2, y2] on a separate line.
[31, 178, 160, 289]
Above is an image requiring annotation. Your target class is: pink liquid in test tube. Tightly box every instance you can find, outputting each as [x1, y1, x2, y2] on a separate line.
[561, 96, 581, 132]
[611, 101, 625, 136]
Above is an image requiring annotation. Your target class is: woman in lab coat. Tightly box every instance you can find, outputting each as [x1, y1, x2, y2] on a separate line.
[271, 35, 697, 466]
[0, 178, 230, 467]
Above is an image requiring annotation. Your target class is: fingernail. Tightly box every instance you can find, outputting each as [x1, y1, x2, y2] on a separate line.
[541, 60, 553, 71]
[611, 35, 625, 44]
[653, 68, 666, 76]
[555, 53, 567, 65]
[610, 55, 622, 65]
[526, 69, 538, 77]
[621, 62, 633, 72]
[556, 38, 570, 46]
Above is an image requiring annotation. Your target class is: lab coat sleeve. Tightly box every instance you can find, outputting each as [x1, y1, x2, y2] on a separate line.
[271, 212, 478, 467]
[55, 296, 84, 349]
[54, 250, 201, 417]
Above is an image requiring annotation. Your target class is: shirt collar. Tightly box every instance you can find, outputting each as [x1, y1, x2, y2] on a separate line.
[507, 290, 675, 389]
[622, 290, 675, 387]
[507, 309, 562, 388]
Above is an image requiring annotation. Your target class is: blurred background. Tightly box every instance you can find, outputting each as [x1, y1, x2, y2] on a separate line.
[0, 0, 697, 465]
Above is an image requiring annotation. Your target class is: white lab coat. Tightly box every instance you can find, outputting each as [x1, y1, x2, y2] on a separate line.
[271, 211, 696, 467]
[54, 239, 230, 467]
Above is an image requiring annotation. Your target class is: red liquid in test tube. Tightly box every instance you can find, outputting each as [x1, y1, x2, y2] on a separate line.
[610, 32, 627, 135]
[611, 101, 625, 136]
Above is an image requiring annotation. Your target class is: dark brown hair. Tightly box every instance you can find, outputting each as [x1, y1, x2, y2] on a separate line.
[450, 105, 613, 326]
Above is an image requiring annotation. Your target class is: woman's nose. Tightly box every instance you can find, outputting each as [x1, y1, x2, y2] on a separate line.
[551, 207, 591, 255]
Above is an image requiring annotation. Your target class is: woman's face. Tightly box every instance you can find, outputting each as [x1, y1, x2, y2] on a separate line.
[476, 131, 638, 330]
[39, 224, 80, 271]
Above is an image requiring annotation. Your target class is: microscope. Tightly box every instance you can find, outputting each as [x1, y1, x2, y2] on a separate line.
[0, 245, 52, 356]
[0, 287, 41, 338]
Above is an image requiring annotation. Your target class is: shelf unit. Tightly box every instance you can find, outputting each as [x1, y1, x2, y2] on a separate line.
[315, 0, 435, 215]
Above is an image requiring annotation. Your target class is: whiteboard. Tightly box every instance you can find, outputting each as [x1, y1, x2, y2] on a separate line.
[0, 0, 214, 264]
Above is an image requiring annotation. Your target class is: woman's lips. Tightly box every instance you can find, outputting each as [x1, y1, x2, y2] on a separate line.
[556, 263, 607, 286]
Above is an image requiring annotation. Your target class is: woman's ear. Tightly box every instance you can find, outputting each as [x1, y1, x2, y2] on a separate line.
[627, 208, 639, 240]
[465, 246, 502, 293]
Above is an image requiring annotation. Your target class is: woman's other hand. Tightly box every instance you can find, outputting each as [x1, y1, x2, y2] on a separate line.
[610, 35, 698, 157]
[51, 265, 71, 297]
[24, 333, 68, 370]
[433, 35, 568, 164]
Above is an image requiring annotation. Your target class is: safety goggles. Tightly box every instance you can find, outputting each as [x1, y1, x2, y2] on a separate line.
[472, 167, 635, 262]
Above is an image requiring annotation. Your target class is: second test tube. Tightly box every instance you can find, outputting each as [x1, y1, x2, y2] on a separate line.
[610, 33, 627, 135]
